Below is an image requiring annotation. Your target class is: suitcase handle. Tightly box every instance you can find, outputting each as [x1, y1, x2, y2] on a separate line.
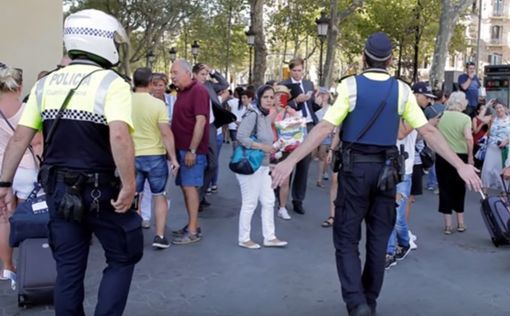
[500, 174, 509, 195]
[480, 191, 486, 200]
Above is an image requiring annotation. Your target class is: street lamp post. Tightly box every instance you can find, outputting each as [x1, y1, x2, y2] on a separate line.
[191, 41, 200, 64]
[245, 27, 256, 84]
[146, 49, 156, 68]
[315, 11, 329, 85]
[169, 47, 177, 63]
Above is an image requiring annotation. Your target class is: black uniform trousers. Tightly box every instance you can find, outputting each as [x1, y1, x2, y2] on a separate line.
[334, 161, 396, 312]
[291, 122, 314, 204]
[46, 177, 144, 316]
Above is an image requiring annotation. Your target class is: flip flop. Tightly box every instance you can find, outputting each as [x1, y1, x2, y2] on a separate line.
[321, 216, 334, 228]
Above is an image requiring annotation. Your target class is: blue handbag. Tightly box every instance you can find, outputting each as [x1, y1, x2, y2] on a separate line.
[229, 142, 265, 175]
[229, 110, 265, 175]
[9, 182, 49, 247]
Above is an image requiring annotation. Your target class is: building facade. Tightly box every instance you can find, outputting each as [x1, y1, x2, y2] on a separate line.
[0, 0, 63, 95]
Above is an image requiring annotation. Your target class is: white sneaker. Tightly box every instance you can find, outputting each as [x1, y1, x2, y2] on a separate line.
[263, 238, 288, 247]
[408, 230, 417, 242]
[409, 238, 418, 250]
[238, 240, 261, 249]
[277, 207, 291, 220]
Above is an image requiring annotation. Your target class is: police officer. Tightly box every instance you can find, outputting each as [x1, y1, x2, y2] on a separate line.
[0, 9, 142, 316]
[271, 32, 481, 316]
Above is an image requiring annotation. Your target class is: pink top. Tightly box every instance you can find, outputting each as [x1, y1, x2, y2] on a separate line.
[0, 103, 37, 170]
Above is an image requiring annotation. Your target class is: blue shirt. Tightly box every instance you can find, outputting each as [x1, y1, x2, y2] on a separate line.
[458, 74, 480, 108]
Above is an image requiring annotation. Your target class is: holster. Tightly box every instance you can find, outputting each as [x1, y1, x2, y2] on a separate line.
[377, 148, 401, 191]
[332, 148, 343, 173]
[57, 172, 86, 223]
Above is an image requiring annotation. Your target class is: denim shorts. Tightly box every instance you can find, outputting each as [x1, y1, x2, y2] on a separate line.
[175, 150, 207, 187]
[135, 155, 168, 195]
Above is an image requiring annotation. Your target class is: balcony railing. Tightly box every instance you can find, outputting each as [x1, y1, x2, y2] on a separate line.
[491, 37, 502, 45]
[492, 6, 505, 17]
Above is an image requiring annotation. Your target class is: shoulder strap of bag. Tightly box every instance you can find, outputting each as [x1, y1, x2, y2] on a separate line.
[0, 109, 40, 165]
[246, 109, 259, 138]
[346, 77, 395, 150]
[44, 68, 105, 147]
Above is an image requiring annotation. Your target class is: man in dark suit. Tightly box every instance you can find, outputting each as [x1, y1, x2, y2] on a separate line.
[280, 57, 319, 215]
[192, 64, 235, 208]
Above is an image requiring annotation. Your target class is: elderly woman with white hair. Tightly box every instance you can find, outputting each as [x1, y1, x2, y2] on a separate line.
[481, 99, 510, 195]
[435, 91, 474, 235]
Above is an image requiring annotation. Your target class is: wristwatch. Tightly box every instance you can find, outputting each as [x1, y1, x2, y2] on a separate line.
[0, 181, 12, 188]
[188, 148, 197, 154]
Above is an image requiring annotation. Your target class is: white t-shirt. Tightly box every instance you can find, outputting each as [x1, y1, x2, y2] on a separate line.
[397, 130, 417, 175]
[228, 99, 246, 130]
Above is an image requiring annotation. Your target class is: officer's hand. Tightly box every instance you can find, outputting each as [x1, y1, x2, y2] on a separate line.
[271, 160, 295, 188]
[503, 167, 510, 180]
[184, 152, 196, 167]
[111, 186, 135, 213]
[326, 150, 333, 164]
[457, 163, 482, 192]
[0, 188, 15, 217]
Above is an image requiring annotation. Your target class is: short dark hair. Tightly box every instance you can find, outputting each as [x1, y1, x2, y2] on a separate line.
[466, 61, 476, 68]
[192, 63, 206, 74]
[241, 90, 254, 100]
[289, 58, 304, 70]
[364, 53, 389, 69]
[133, 67, 152, 88]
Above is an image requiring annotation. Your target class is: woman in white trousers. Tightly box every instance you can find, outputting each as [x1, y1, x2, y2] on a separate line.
[235, 85, 287, 249]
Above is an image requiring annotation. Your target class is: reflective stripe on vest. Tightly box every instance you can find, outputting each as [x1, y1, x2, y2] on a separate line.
[35, 76, 48, 113]
[344, 76, 357, 112]
[397, 80, 409, 115]
[94, 71, 119, 116]
[36, 69, 117, 117]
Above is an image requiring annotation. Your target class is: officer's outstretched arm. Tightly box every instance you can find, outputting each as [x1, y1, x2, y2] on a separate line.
[272, 120, 335, 188]
[417, 123, 482, 192]
[109, 121, 136, 212]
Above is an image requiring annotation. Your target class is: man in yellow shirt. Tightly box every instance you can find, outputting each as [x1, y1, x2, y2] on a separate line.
[272, 32, 481, 316]
[131, 68, 179, 249]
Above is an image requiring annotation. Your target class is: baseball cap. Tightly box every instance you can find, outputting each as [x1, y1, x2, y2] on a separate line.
[364, 32, 393, 61]
[424, 103, 446, 120]
[412, 82, 437, 99]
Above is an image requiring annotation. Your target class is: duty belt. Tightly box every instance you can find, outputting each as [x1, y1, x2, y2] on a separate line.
[351, 153, 386, 163]
[54, 169, 119, 187]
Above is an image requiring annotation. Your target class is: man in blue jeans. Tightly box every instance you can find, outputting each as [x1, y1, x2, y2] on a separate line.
[132, 68, 179, 249]
[386, 124, 418, 270]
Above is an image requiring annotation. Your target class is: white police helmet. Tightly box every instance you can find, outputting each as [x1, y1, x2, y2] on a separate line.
[64, 9, 128, 67]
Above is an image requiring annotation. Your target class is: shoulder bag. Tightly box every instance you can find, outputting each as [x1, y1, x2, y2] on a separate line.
[229, 110, 265, 175]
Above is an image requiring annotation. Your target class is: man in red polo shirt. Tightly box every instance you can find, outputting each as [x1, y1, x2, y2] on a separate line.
[170, 59, 209, 244]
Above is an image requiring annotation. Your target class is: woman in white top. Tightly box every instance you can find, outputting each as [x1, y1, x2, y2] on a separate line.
[0, 66, 41, 283]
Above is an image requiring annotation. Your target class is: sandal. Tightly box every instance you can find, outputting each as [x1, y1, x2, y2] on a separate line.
[457, 225, 466, 232]
[444, 226, 453, 235]
[321, 216, 334, 228]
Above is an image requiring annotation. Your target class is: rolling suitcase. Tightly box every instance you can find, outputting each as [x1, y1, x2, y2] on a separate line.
[480, 176, 510, 247]
[17, 238, 57, 307]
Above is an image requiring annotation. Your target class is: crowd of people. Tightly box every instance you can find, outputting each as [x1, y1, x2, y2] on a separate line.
[0, 8, 499, 316]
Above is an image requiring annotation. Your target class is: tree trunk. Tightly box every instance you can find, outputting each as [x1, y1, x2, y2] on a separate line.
[323, 0, 338, 87]
[429, 0, 473, 88]
[323, 0, 364, 88]
[412, 0, 422, 83]
[250, 0, 267, 87]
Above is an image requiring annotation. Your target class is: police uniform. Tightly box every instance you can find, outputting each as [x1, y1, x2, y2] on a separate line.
[323, 33, 428, 315]
[19, 59, 143, 316]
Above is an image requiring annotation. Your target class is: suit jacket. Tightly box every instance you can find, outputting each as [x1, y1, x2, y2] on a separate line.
[203, 71, 236, 128]
[280, 78, 320, 125]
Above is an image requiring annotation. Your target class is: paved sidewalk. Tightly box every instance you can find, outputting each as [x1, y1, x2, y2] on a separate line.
[1, 146, 509, 316]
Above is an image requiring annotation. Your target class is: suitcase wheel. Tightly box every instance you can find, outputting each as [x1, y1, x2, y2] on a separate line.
[18, 294, 26, 308]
